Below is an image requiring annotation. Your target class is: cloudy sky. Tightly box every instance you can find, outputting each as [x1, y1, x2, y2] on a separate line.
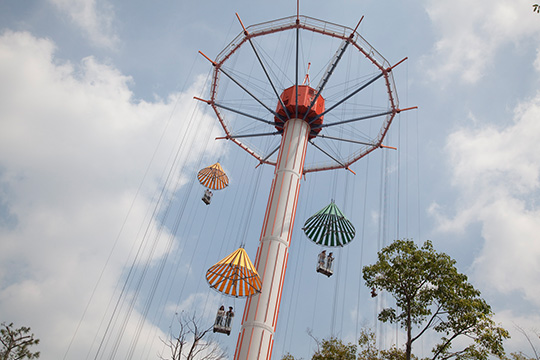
[1, 0, 540, 359]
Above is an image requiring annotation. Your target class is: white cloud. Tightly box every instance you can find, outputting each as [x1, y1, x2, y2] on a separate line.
[430, 92, 540, 311]
[47, 0, 118, 48]
[422, 0, 540, 84]
[0, 30, 223, 358]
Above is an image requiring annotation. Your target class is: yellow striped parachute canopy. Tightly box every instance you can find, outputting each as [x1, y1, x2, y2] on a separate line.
[206, 248, 262, 297]
[197, 163, 229, 190]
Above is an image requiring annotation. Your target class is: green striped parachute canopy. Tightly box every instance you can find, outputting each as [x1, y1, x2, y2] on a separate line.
[303, 201, 355, 247]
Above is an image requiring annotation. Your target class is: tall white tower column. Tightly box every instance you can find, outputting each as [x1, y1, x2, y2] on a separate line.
[234, 118, 310, 360]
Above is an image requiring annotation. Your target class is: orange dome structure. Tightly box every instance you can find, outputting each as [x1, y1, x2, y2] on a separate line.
[274, 85, 325, 139]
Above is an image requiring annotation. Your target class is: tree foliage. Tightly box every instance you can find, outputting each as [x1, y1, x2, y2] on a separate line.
[158, 313, 226, 360]
[0, 322, 40, 360]
[363, 240, 509, 360]
[312, 337, 357, 360]
[281, 329, 408, 360]
[357, 329, 410, 360]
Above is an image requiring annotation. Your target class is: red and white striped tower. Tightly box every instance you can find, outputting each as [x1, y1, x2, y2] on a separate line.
[199, 14, 408, 360]
[233, 86, 324, 360]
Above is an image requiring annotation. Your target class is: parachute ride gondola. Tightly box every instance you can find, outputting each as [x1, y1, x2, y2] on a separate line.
[303, 200, 356, 247]
[303, 201, 356, 277]
[197, 162, 229, 205]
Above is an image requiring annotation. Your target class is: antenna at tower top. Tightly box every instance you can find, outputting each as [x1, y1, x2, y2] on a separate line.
[302, 62, 311, 86]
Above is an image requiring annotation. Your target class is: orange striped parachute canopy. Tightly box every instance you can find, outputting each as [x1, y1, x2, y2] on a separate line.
[206, 248, 261, 297]
[197, 163, 229, 190]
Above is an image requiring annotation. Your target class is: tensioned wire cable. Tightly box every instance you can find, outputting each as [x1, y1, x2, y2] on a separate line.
[105, 92, 211, 360]
[337, 49, 356, 339]
[84, 60, 207, 360]
[329, 49, 351, 339]
[89, 63, 215, 360]
[137, 16, 242, 358]
[134, 118, 221, 360]
[198, 29, 291, 314]
[200, 155, 263, 323]
[63, 52, 201, 360]
[196, 42, 270, 324]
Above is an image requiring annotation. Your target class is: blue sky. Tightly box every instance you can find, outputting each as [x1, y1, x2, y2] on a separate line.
[1, 0, 540, 359]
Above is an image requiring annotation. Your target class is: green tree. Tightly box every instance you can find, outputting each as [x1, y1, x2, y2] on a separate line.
[363, 240, 509, 360]
[0, 322, 40, 360]
[312, 337, 357, 360]
[281, 354, 299, 360]
[281, 329, 408, 360]
[357, 329, 410, 360]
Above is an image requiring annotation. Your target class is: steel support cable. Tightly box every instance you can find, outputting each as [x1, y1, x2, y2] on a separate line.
[312, 110, 393, 131]
[197, 145, 254, 314]
[280, 228, 306, 355]
[142, 17, 241, 353]
[242, 28, 291, 120]
[68, 55, 201, 360]
[110, 108, 203, 360]
[309, 273, 321, 354]
[238, 161, 265, 248]
[163, 127, 230, 318]
[415, 111, 422, 242]
[308, 72, 385, 125]
[315, 134, 375, 147]
[122, 79, 216, 357]
[138, 91, 235, 360]
[249, 29, 295, 89]
[127, 137, 207, 359]
[211, 102, 277, 126]
[134, 125, 219, 360]
[309, 140, 347, 169]
[224, 131, 280, 140]
[218, 66, 284, 120]
[354, 54, 372, 339]
[219, 66, 277, 99]
[338, 53, 353, 338]
[102, 141, 183, 360]
[302, 39, 350, 122]
[97, 67, 214, 360]
[375, 150, 390, 350]
[355, 152, 370, 340]
[220, 59, 260, 254]
[91, 71, 209, 360]
[196, 142, 248, 319]
[397, 110, 402, 239]
[198, 144, 257, 320]
[200, 173, 234, 332]
[329, 53, 351, 338]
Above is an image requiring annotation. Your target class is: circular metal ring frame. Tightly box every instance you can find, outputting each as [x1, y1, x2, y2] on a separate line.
[205, 15, 401, 173]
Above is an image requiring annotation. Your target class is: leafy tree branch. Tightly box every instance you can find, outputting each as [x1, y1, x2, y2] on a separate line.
[0, 322, 40, 360]
[363, 239, 509, 360]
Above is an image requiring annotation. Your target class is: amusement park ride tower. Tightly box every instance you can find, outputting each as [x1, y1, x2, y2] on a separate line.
[197, 10, 415, 360]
